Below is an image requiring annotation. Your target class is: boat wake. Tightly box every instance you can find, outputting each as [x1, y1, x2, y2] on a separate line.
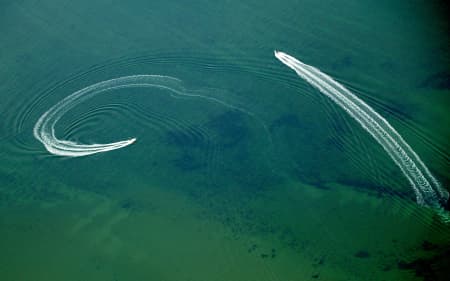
[33, 75, 252, 157]
[274, 50, 449, 210]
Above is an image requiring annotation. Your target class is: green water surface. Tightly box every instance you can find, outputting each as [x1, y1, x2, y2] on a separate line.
[0, 0, 449, 280]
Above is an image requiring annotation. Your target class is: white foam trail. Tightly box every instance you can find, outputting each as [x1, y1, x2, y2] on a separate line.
[34, 75, 248, 157]
[274, 50, 449, 209]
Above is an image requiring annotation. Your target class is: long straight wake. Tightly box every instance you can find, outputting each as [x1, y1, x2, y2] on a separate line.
[274, 50, 448, 210]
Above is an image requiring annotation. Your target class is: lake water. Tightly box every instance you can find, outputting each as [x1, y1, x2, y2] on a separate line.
[1, 1, 449, 280]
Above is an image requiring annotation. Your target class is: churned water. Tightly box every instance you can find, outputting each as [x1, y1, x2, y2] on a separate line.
[1, 1, 449, 280]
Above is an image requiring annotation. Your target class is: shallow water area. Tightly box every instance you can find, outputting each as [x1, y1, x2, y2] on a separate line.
[1, 0, 449, 280]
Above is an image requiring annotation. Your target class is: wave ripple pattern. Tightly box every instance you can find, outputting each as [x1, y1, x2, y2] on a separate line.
[34, 75, 239, 157]
[275, 51, 448, 210]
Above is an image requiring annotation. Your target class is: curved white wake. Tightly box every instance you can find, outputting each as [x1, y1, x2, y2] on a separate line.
[34, 75, 244, 157]
[275, 50, 448, 209]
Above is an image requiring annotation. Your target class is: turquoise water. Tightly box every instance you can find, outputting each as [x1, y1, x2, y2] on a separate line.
[1, 0, 449, 280]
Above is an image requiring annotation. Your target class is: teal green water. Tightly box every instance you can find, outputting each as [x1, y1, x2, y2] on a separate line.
[1, 0, 449, 280]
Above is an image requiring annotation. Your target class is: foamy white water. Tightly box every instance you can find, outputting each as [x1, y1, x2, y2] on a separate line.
[34, 75, 246, 157]
[274, 50, 448, 210]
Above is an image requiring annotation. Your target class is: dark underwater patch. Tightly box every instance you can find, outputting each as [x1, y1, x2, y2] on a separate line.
[172, 151, 204, 172]
[354, 250, 371, 258]
[118, 198, 152, 213]
[380, 60, 395, 72]
[397, 244, 450, 281]
[331, 56, 353, 70]
[164, 128, 209, 172]
[165, 129, 207, 149]
[336, 178, 410, 199]
[419, 72, 450, 90]
[206, 110, 248, 148]
[421, 240, 439, 252]
[270, 113, 302, 131]
[269, 113, 335, 188]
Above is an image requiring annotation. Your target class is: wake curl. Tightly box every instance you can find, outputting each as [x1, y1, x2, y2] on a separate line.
[34, 75, 239, 157]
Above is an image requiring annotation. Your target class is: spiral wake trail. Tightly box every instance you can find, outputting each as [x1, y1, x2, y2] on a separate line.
[33, 74, 265, 158]
[274, 50, 449, 211]
[33, 75, 181, 157]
